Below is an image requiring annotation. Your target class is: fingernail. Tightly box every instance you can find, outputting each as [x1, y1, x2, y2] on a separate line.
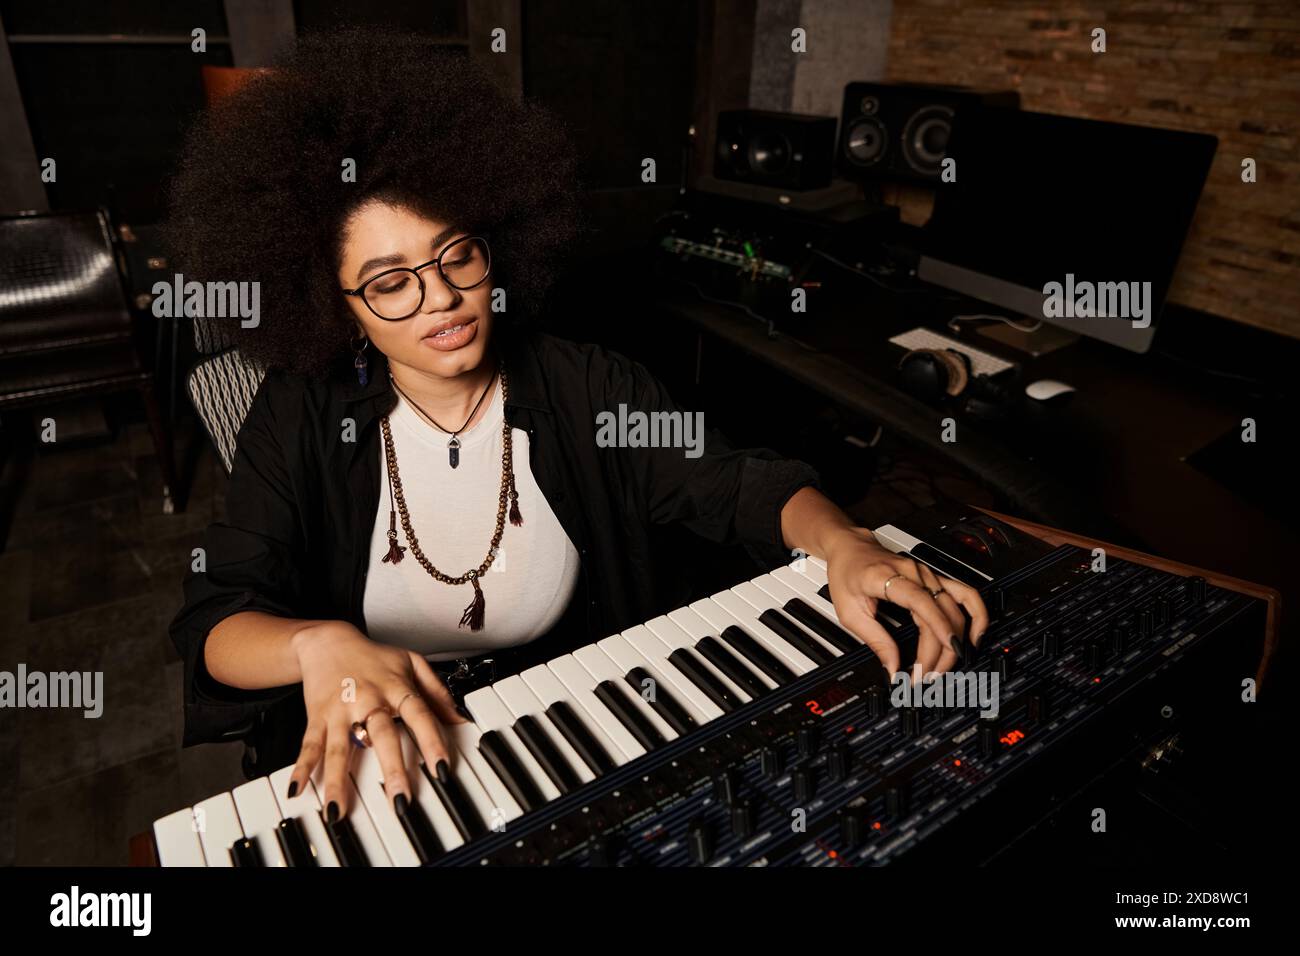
[327, 800, 340, 823]
[393, 792, 409, 815]
[287, 780, 298, 799]
[435, 759, 451, 783]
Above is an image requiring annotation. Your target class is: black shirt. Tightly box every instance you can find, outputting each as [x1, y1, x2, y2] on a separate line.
[170, 331, 820, 769]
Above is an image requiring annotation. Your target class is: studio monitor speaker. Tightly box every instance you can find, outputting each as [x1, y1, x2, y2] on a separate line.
[714, 109, 837, 191]
[837, 82, 1018, 183]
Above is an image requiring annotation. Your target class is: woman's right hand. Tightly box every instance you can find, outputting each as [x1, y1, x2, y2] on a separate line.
[283, 620, 466, 821]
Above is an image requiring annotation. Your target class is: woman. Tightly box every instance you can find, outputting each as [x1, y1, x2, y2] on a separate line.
[168, 29, 988, 824]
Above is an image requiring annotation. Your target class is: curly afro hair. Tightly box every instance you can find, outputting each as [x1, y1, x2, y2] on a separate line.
[165, 28, 582, 376]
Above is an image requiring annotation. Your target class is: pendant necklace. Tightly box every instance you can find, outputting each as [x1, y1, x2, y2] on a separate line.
[389, 367, 497, 469]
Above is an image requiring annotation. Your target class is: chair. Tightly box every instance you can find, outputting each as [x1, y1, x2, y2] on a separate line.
[0, 209, 178, 512]
[186, 348, 265, 474]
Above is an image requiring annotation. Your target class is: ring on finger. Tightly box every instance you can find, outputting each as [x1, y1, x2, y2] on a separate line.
[882, 573, 906, 598]
[350, 705, 393, 749]
[930, 588, 943, 598]
[395, 692, 417, 721]
[349, 721, 372, 749]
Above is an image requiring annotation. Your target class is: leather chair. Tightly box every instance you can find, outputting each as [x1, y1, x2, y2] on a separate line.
[0, 208, 177, 512]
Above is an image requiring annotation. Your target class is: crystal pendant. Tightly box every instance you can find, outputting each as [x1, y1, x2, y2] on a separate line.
[448, 436, 460, 469]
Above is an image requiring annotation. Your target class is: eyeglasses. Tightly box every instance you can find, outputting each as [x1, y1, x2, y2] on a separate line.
[342, 235, 491, 320]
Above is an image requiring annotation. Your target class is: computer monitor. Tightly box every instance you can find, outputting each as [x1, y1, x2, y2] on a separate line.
[917, 108, 1217, 353]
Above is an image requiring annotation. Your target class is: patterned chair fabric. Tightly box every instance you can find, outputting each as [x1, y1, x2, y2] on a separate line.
[186, 348, 265, 474]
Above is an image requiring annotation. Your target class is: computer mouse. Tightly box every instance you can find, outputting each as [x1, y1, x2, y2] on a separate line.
[1025, 379, 1076, 403]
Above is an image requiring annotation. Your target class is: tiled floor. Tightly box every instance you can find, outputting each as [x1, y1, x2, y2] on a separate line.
[0, 418, 245, 865]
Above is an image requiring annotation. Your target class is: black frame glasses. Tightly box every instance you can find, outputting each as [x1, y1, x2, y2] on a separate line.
[342, 235, 492, 320]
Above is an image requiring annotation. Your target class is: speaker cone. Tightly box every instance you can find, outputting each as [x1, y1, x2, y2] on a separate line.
[845, 117, 888, 166]
[901, 105, 954, 175]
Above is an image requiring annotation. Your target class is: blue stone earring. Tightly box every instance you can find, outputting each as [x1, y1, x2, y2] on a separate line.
[351, 332, 370, 386]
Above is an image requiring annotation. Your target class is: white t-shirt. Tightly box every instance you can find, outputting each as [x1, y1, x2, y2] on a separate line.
[362, 377, 581, 659]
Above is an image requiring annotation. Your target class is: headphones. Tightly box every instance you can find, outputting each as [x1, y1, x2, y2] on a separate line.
[897, 347, 1019, 422]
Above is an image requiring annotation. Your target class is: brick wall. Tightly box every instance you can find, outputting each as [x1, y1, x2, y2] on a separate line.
[884, 0, 1300, 340]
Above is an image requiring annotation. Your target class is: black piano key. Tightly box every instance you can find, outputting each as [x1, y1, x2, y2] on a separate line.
[720, 625, 796, 685]
[514, 714, 583, 795]
[428, 760, 487, 841]
[323, 813, 369, 867]
[546, 700, 618, 775]
[275, 816, 317, 867]
[817, 583, 831, 603]
[393, 793, 443, 864]
[625, 666, 697, 736]
[696, 636, 769, 699]
[667, 647, 740, 714]
[594, 680, 667, 751]
[782, 598, 861, 653]
[757, 608, 835, 665]
[479, 729, 545, 813]
[229, 837, 264, 867]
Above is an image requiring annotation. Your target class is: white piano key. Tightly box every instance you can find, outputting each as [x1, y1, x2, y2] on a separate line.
[397, 730, 464, 852]
[351, 742, 422, 866]
[770, 566, 840, 620]
[791, 557, 829, 589]
[690, 587, 818, 674]
[306, 761, 392, 867]
[574, 644, 678, 741]
[192, 791, 245, 868]
[433, 724, 502, 832]
[231, 777, 288, 866]
[780, 562, 908, 632]
[709, 587, 842, 662]
[520, 663, 630, 767]
[548, 654, 647, 760]
[686, 590, 795, 681]
[152, 808, 207, 867]
[464, 686, 562, 802]
[494, 675, 595, 784]
[729, 579, 844, 659]
[658, 606, 757, 701]
[611, 624, 717, 723]
[446, 721, 524, 826]
[268, 765, 339, 867]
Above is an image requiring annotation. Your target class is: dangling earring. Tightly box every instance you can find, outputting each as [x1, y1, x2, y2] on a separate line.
[351, 332, 370, 386]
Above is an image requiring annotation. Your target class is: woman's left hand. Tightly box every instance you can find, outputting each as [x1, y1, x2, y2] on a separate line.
[823, 528, 989, 680]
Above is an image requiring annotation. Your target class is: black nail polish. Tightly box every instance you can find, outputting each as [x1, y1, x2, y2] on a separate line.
[393, 792, 409, 815]
[287, 780, 298, 799]
[435, 759, 451, 783]
[327, 801, 340, 823]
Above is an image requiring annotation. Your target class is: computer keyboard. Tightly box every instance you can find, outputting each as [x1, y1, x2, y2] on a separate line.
[888, 327, 1015, 377]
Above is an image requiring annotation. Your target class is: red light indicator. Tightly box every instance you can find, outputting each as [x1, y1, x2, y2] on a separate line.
[953, 759, 962, 767]
[872, 821, 882, 830]
[1093, 677, 1101, 684]
[828, 850, 838, 859]
[999, 728, 1026, 747]
[1002, 646, 1010, 654]
[806, 700, 823, 716]
[844, 725, 855, 734]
